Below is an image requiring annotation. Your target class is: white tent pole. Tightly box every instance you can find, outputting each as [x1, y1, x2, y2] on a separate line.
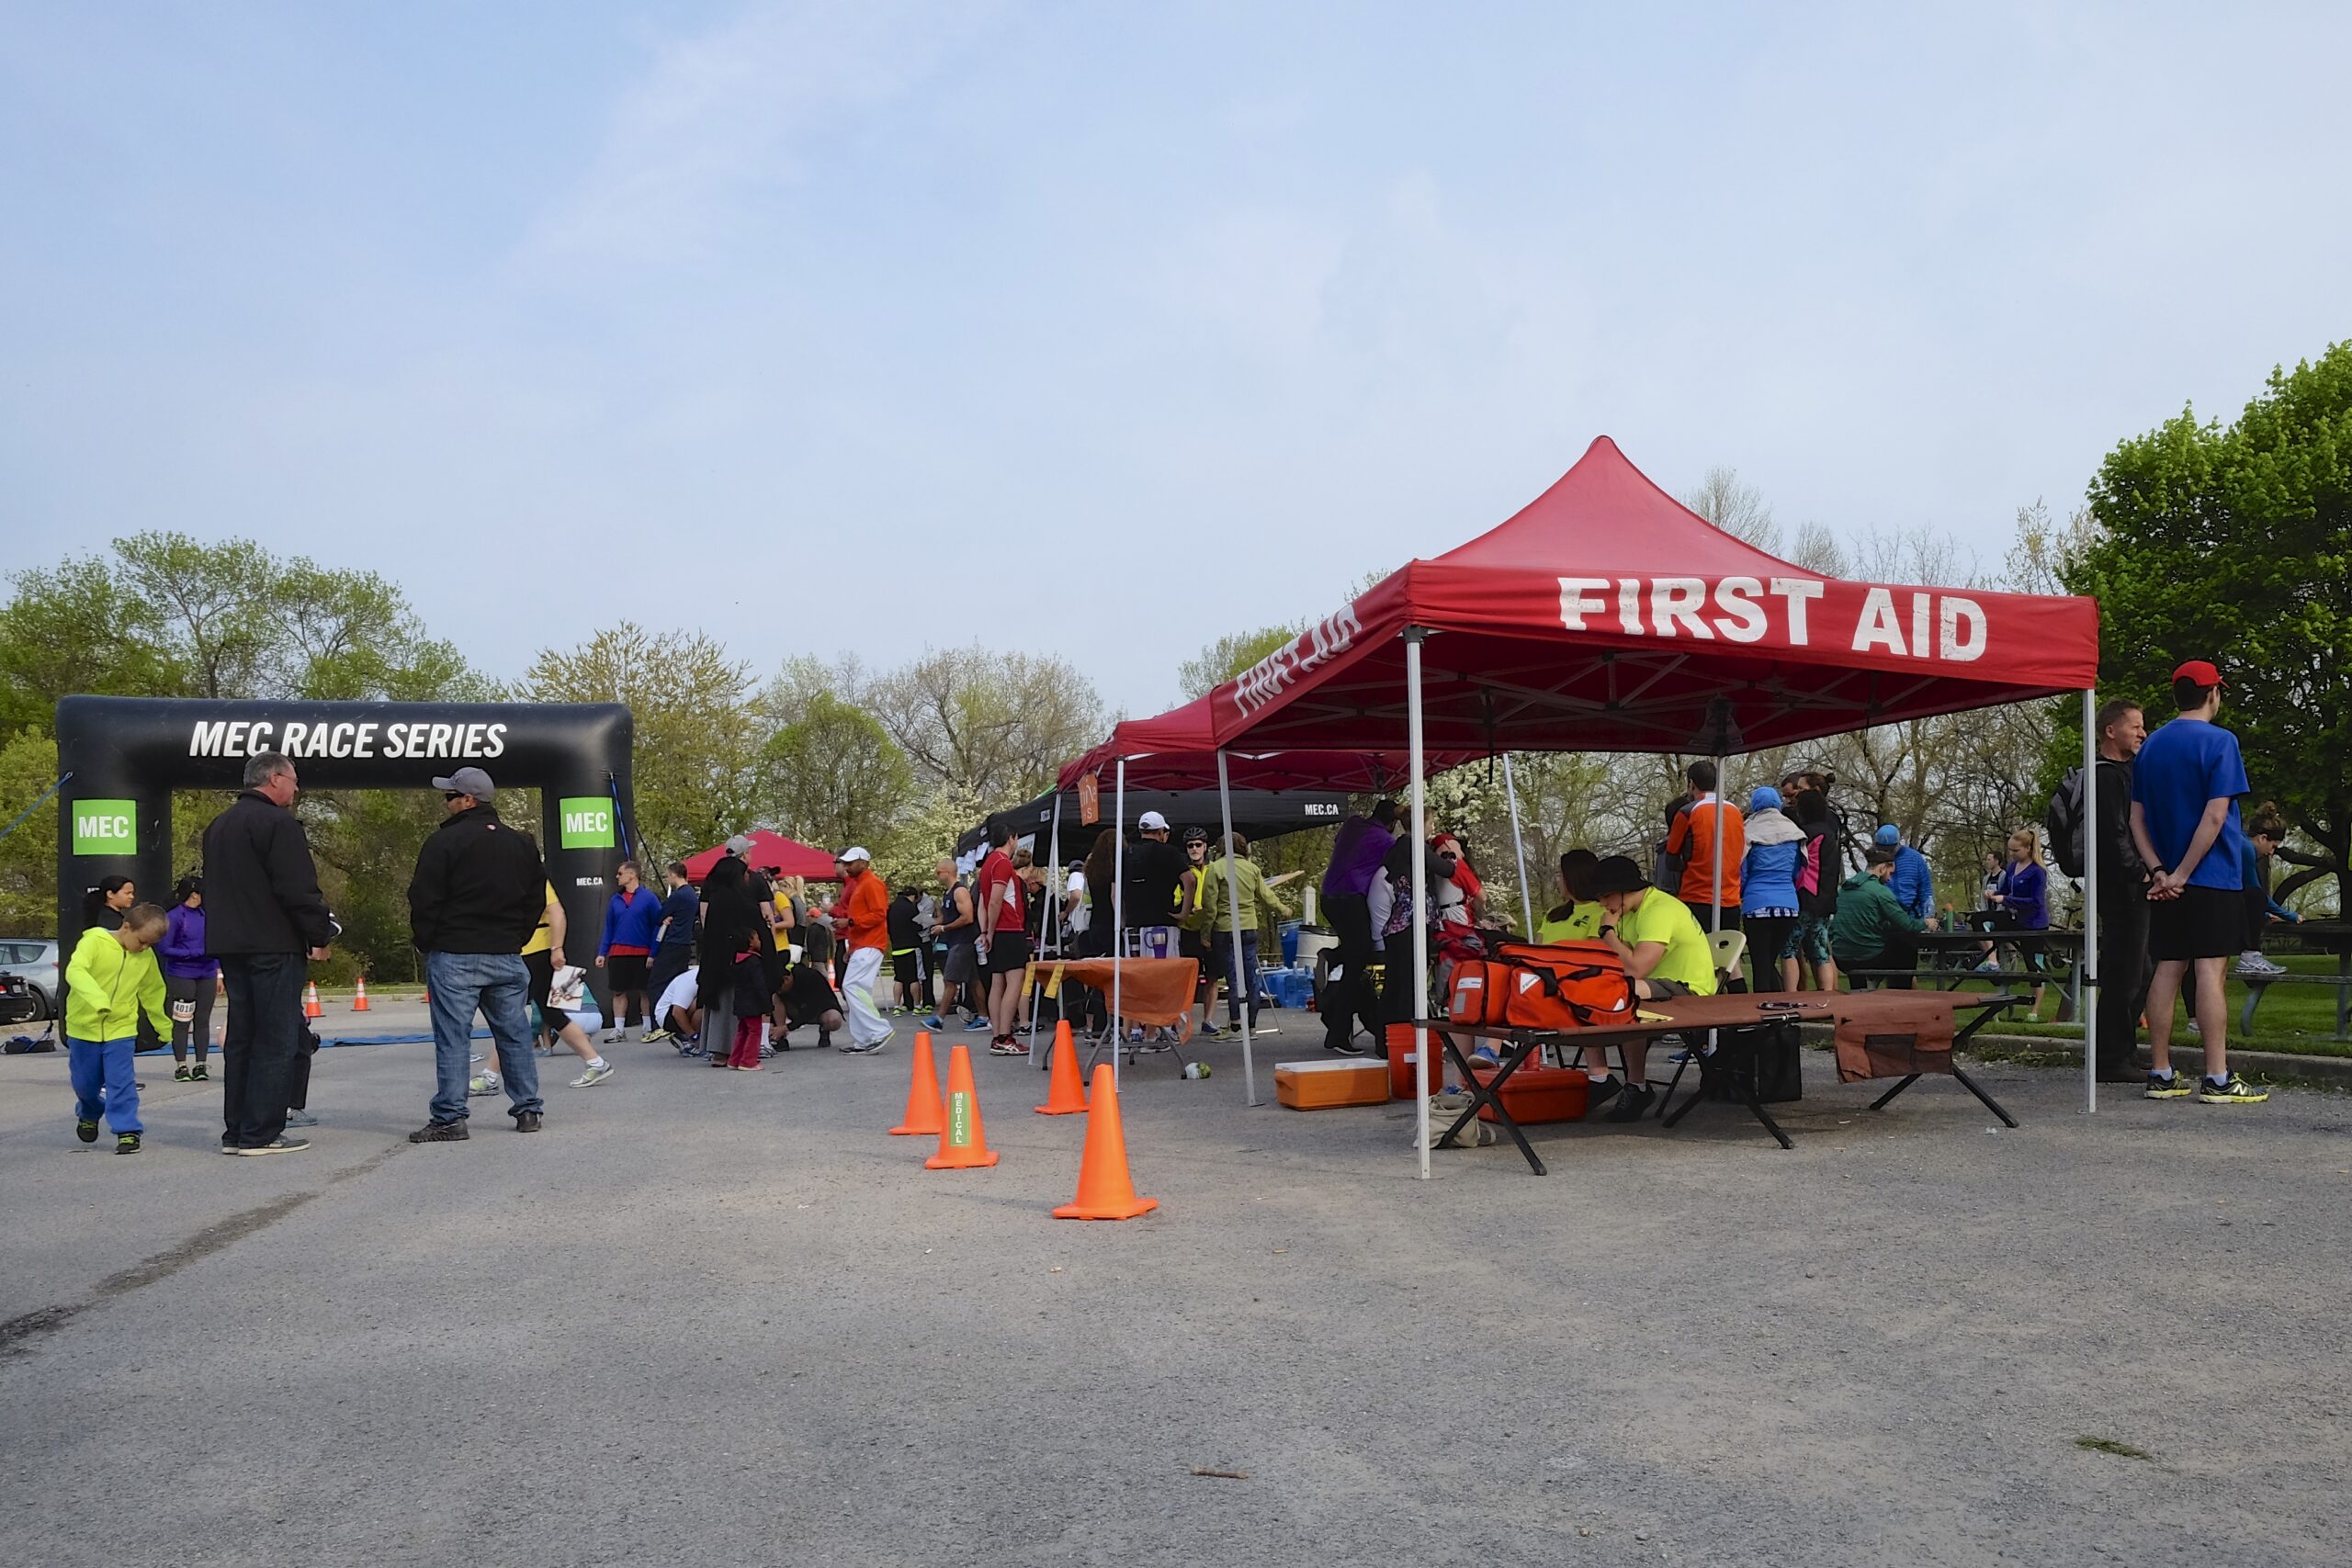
[2082, 687, 2099, 1115]
[1711, 756, 1725, 1061]
[1408, 630, 1431, 1180]
[1112, 758, 1126, 1093]
[1216, 749, 1261, 1108]
[1502, 750, 1535, 937]
[1033, 790, 1060, 1064]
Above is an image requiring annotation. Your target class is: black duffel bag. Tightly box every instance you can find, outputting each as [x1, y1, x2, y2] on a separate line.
[1700, 1017, 1804, 1104]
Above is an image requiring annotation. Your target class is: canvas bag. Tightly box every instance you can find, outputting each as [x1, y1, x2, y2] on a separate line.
[1831, 998, 1956, 1082]
[1445, 940, 1635, 1032]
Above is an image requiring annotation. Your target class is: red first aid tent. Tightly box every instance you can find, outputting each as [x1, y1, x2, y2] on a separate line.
[1087, 435, 2107, 1164]
[681, 829, 839, 885]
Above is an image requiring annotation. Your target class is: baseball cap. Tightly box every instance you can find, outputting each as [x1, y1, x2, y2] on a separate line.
[1874, 824, 1901, 846]
[2172, 660, 2226, 687]
[723, 833, 755, 855]
[836, 845, 872, 863]
[1137, 810, 1170, 831]
[1589, 855, 1647, 896]
[431, 766, 496, 799]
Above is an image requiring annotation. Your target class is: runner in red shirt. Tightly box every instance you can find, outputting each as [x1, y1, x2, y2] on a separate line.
[976, 823, 1031, 1055]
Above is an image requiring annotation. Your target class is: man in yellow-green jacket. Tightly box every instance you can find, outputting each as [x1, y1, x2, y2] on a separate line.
[63, 902, 174, 1154]
[1204, 834, 1292, 1036]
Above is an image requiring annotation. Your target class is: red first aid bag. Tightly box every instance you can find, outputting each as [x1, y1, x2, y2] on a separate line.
[1445, 940, 1635, 1031]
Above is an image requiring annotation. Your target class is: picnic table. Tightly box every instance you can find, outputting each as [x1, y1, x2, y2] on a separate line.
[2242, 920, 2352, 1041]
[1433, 989, 2023, 1174]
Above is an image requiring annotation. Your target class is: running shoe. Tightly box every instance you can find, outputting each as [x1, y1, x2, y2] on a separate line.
[75, 1119, 99, 1144]
[922, 1015, 945, 1031]
[602, 1029, 623, 1045]
[2233, 953, 2287, 978]
[514, 1111, 542, 1133]
[116, 1133, 141, 1155]
[174, 1064, 192, 1082]
[2143, 1072, 2194, 1100]
[1471, 1045, 1501, 1071]
[228, 1135, 311, 1156]
[964, 1015, 993, 1031]
[1199, 1021, 1226, 1039]
[1602, 1085, 1655, 1123]
[2197, 1074, 2268, 1105]
[989, 1037, 1028, 1056]
[469, 1071, 501, 1097]
[571, 1061, 616, 1088]
[407, 1120, 468, 1143]
[189, 1064, 208, 1081]
[643, 1027, 671, 1043]
[284, 1110, 319, 1128]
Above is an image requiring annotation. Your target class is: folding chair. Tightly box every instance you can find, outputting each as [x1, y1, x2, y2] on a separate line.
[1648, 929, 1749, 1113]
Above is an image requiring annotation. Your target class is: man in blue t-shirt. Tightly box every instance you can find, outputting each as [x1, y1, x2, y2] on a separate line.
[2129, 660, 2265, 1105]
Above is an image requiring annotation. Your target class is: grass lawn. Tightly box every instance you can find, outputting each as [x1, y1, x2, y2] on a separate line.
[1746, 952, 2352, 1058]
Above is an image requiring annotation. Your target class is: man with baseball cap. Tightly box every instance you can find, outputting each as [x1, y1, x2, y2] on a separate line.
[827, 845, 893, 1052]
[1587, 852, 1719, 1122]
[405, 767, 550, 1140]
[2129, 660, 2266, 1103]
[1122, 810, 1187, 960]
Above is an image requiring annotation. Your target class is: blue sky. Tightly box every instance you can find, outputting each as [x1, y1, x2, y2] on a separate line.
[3, 1, 2345, 717]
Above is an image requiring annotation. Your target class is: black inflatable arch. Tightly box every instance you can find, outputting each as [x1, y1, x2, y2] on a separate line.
[56, 696, 637, 1009]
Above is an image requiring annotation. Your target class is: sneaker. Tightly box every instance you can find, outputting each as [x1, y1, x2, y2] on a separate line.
[2144, 1072, 2194, 1100]
[922, 1015, 945, 1031]
[115, 1133, 141, 1155]
[75, 1119, 100, 1144]
[1602, 1084, 1655, 1123]
[283, 1109, 319, 1128]
[1585, 1075, 1624, 1116]
[1199, 1021, 1226, 1040]
[856, 1036, 890, 1055]
[1470, 1045, 1501, 1071]
[816, 1030, 833, 1050]
[514, 1111, 542, 1132]
[603, 1030, 623, 1044]
[571, 1061, 616, 1088]
[2196, 1073, 2268, 1105]
[989, 1037, 1028, 1056]
[2233, 953, 2287, 978]
[642, 1027, 671, 1043]
[964, 1015, 993, 1031]
[189, 1064, 208, 1081]
[710, 1053, 732, 1066]
[229, 1135, 311, 1156]
[407, 1120, 469, 1143]
[469, 1071, 501, 1097]
[1323, 1037, 1367, 1056]
[174, 1064, 192, 1082]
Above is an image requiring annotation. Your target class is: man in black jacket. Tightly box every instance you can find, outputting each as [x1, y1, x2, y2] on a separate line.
[203, 751, 338, 1156]
[2092, 699, 2154, 1082]
[404, 767, 548, 1141]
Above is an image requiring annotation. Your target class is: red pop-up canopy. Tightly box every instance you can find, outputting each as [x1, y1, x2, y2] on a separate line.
[1163, 435, 2098, 755]
[1060, 696, 1472, 793]
[681, 829, 840, 885]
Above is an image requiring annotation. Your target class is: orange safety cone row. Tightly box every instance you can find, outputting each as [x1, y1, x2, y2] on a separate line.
[303, 981, 322, 1019]
[890, 1031, 944, 1136]
[924, 1043, 1001, 1169]
[351, 975, 371, 1011]
[1053, 1066, 1158, 1221]
[1035, 1020, 1090, 1115]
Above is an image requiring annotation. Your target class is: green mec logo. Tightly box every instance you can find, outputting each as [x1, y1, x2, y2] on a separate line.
[559, 797, 616, 850]
[72, 800, 138, 855]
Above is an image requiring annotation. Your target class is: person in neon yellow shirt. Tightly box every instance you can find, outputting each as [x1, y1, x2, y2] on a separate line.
[63, 903, 174, 1154]
[1588, 853, 1719, 1122]
[1533, 849, 1606, 943]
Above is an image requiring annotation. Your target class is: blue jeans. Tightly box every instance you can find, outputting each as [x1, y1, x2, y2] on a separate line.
[426, 951, 539, 1122]
[1217, 930, 1262, 1025]
[68, 1034, 141, 1135]
[220, 951, 307, 1148]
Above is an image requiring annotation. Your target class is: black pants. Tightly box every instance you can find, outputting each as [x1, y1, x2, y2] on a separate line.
[2097, 889, 2151, 1079]
[220, 952, 307, 1147]
[1744, 915, 1796, 991]
[1321, 894, 1376, 1049]
[1681, 898, 1742, 933]
[1839, 931, 1918, 988]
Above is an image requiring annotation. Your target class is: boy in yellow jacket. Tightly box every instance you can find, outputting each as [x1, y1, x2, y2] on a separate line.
[64, 902, 173, 1154]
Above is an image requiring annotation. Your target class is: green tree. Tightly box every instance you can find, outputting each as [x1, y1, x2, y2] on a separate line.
[2072, 343, 2352, 906]
[0, 735, 62, 933]
[1177, 625, 1299, 702]
[0, 559, 184, 736]
[757, 694, 913, 854]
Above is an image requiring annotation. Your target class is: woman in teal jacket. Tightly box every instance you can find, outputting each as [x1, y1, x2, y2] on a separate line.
[64, 903, 174, 1154]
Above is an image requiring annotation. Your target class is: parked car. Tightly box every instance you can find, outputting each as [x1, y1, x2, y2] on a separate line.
[0, 972, 36, 1027]
[0, 938, 61, 1020]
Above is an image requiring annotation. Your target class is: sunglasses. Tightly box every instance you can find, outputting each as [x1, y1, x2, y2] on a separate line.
[443, 792, 465, 802]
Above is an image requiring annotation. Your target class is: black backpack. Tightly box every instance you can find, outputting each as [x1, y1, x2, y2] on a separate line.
[2045, 767, 2086, 878]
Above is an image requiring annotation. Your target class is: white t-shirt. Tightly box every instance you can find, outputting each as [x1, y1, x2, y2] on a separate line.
[656, 965, 701, 1023]
[1065, 870, 1091, 933]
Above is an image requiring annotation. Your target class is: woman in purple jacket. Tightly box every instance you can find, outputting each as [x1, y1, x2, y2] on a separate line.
[161, 875, 220, 1080]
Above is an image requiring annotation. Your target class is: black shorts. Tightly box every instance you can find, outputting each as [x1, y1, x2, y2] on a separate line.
[2148, 885, 2245, 963]
[985, 931, 1032, 976]
[891, 951, 919, 985]
[524, 948, 571, 1032]
[606, 953, 650, 990]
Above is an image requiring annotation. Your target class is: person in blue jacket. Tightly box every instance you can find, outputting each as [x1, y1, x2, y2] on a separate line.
[1873, 824, 1938, 926]
[1739, 787, 1806, 992]
[597, 862, 666, 1043]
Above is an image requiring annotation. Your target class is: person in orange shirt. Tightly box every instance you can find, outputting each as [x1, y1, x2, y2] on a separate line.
[826, 847, 893, 1053]
[1665, 760, 1746, 932]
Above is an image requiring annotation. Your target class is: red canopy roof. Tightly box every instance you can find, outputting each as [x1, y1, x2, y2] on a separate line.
[681, 829, 840, 885]
[1060, 695, 1473, 791]
[1118, 436, 2098, 757]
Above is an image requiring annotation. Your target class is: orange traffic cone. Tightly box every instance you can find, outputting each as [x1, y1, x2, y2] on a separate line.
[1053, 1066, 1159, 1221]
[924, 1043, 1000, 1169]
[1035, 1021, 1090, 1115]
[351, 975, 371, 1012]
[303, 981, 322, 1019]
[890, 1031, 944, 1136]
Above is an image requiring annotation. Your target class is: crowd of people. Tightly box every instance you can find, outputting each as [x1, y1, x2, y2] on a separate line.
[52, 655, 2301, 1155]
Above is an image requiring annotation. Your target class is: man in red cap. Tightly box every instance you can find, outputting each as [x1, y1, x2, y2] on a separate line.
[2129, 660, 2266, 1104]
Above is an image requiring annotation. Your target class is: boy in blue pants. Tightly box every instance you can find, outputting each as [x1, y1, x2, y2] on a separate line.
[64, 901, 173, 1154]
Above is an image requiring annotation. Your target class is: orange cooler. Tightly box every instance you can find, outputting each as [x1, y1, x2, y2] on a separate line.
[1274, 1058, 1391, 1110]
[1385, 1022, 1447, 1100]
[1468, 1061, 1590, 1124]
